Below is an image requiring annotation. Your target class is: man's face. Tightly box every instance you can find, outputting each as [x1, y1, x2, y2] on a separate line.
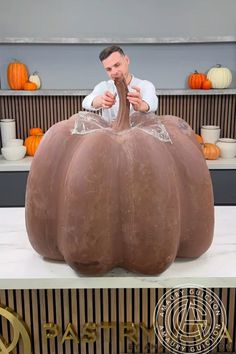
[102, 51, 130, 81]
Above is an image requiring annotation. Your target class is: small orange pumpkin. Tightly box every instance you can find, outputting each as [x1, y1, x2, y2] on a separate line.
[195, 134, 204, 144]
[23, 81, 37, 91]
[7, 60, 28, 90]
[202, 79, 212, 90]
[203, 143, 220, 160]
[24, 129, 44, 156]
[188, 71, 206, 89]
[29, 127, 43, 136]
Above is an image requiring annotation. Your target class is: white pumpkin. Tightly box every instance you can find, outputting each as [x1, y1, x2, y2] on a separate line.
[29, 72, 41, 89]
[207, 64, 232, 89]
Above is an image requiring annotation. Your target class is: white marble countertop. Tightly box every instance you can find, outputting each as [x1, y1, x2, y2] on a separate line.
[206, 157, 236, 169]
[0, 207, 235, 289]
[0, 155, 236, 172]
[0, 155, 33, 171]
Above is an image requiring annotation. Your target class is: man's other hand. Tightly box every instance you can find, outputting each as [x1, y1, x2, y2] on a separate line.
[127, 86, 149, 112]
[92, 91, 117, 109]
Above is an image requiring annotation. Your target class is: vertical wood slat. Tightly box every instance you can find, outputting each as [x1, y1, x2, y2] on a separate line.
[118, 288, 125, 353]
[142, 289, 148, 352]
[229, 288, 236, 353]
[39, 289, 48, 354]
[62, 289, 70, 354]
[79, 289, 86, 354]
[55, 289, 63, 354]
[71, 289, 79, 354]
[0, 290, 9, 347]
[46, 289, 57, 354]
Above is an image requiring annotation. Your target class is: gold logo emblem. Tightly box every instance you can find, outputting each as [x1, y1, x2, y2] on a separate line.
[153, 285, 227, 354]
[0, 304, 31, 354]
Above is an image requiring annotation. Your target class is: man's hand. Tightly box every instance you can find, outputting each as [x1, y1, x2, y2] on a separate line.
[92, 91, 117, 109]
[127, 86, 149, 112]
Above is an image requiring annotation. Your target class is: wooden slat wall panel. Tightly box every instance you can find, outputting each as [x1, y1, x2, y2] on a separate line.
[0, 95, 235, 141]
[0, 288, 235, 354]
[158, 95, 236, 137]
[0, 96, 84, 140]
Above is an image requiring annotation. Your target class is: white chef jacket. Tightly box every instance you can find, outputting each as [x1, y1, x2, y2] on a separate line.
[82, 75, 158, 123]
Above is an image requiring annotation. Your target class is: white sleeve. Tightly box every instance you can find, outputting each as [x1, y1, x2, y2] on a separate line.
[82, 81, 107, 111]
[141, 81, 158, 113]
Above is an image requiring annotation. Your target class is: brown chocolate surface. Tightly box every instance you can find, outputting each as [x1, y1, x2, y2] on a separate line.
[25, 78, 214, 275]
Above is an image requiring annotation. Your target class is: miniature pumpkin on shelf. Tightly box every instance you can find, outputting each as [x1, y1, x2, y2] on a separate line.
[24, 128, 44, 156]
[202, 79, 212, 90]
[29, 127, 43, 136]
[203, 143, 221, 160]
[23, 81, 37, 91]
[29, 72, 41, 89]
[7, 60, 28, 90]
[195, 134, 204, 144]
[188, 71, 206, 89]
[207, 64, 232, 89]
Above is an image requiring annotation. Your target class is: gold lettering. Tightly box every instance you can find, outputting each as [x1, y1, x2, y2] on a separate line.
[139, 322, 154, 341]
[82, 322, 97, 343]
[61, 323, 79, 344]
[43, 322, 60, 339]
[100, 322, 116, 342]
[222, 326, 232, 342]
[120, 322, 138, 344]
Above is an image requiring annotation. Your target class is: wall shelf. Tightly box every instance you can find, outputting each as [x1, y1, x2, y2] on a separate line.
[0, 89, 236, 96]
[0, 36, 236, 44]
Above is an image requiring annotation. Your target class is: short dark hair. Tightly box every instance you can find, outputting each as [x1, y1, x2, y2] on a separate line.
[99, 45, 125, 62]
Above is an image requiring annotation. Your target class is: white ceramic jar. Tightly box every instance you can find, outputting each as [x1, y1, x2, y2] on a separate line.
[216, 138, 236, 159]
[201, 125, 221, 144]
[0, 119, 16, 147]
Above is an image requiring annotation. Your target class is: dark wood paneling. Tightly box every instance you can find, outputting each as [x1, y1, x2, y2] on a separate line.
[0, 95, 235, 139]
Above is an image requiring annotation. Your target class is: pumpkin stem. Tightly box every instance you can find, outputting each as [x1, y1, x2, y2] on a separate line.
[112, 77, 130, 131]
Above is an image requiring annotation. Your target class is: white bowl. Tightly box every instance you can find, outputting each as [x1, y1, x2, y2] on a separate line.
[1, 146, 26, 161]
[216, 138, 236, 159]
[5, 139, 23, 147]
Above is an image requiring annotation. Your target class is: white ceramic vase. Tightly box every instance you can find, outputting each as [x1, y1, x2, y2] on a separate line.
[0, 119, 16, 148]
[201, 125, 221, 144]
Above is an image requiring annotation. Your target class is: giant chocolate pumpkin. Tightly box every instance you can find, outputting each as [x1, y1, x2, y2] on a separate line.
[25, 77, 214, 275]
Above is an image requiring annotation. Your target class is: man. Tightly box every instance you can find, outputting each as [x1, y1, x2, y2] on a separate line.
[82, 46, 158, 123]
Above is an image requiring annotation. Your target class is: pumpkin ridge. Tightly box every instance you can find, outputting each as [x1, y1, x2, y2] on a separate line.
[26, 120, 81, 260]
[116, 130, 181, 273]
[58, 132, 124, 274]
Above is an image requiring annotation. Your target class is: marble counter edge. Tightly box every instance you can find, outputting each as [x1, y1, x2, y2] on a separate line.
[1, 156, 236, 171]
[0, 89, 236, 96]
[0, 277, 235, 289]
[0, 156, 32, 171]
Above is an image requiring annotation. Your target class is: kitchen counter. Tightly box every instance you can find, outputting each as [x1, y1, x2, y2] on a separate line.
[0, 206, 235, 289]
[0, 155, 32, 171]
